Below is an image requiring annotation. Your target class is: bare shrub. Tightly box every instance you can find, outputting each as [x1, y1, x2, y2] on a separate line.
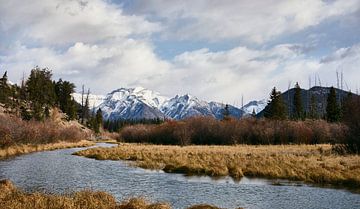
[0, 114, 87, 148]
[119, 117, 346, 145]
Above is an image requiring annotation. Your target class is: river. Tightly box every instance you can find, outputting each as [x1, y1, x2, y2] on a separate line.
[0, 143, 359, 209]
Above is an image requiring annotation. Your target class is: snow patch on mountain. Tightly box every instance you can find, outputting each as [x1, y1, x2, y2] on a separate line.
[242, 99, 267, 115]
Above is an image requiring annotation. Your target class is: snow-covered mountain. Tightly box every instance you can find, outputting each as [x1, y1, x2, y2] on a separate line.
[160, 94, 243, 119]
[93, 87, 167, 120]
[242, 99, 267, 115]
[73, 87, 264, 120]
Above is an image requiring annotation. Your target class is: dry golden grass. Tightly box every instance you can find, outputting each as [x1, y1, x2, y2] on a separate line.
[0, 140, 95, 159]
[0, 180, 222, 209]
[75, 143, 360, 187]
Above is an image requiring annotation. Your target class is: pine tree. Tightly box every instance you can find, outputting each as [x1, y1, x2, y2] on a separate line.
[293, 82, 303, 120]
[264, 87, 287, 120]
[84, 89, 90, 122]
[309, 94, 318, 119]
[326, 87, 340, 122]
[251, 108, 256, 117]
[94, 108, 103, 133]
[26, 67, 56, 120]
[55, 79, 77, 120]
[341, 93, 360, 154]
[223, 104, 230, 120]
[0, 71, 10, 104]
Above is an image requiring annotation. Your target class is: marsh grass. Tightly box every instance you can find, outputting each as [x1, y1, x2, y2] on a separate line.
[0, 140, 94, 159]
[0, 180, 222, 209]
[75, 144, 360, 187]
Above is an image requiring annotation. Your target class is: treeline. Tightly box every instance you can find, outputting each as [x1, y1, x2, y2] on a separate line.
[119, 117, 346, 146]
[118, 83, 359, 154]
[262, 84, 359, 154]
[0, 68, 102, 133]
[263, 83, 351, 122]
[103, 118, 163, 132]
[0, 68, 77, 121]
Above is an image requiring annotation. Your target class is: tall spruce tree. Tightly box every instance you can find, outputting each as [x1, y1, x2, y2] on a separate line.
[264, 87, 287, 120]
[223, 104, 230, 120]
[95, 108, 103, 133]
[326, 87, 340, 122]
[0, 71, 10, 104]
[55, 79, 77, 120]
[82, 88, 90, 124]
[293, 82, 304, 120]
[309, 94, 318, 119]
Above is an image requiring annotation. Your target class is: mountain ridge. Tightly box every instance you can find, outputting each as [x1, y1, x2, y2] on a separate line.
[72, 87, 266, 120]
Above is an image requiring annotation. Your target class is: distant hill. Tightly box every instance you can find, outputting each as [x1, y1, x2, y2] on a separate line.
[258, 86, 356, 118]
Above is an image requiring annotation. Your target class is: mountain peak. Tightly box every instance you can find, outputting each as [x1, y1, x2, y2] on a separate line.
[73, 87, 267, 120]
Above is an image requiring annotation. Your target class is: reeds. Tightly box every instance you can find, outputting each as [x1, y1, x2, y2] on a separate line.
[75, 144, 360, 187]
[0, 180, 221, 209]
[0, 140, 94, 159]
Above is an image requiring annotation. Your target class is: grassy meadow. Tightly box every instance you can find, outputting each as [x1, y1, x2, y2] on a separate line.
[75, 143, 360, 188]
[0, 180, 224, 209]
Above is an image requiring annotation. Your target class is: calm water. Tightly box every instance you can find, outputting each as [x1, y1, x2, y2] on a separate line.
[0, 143, 359, 209]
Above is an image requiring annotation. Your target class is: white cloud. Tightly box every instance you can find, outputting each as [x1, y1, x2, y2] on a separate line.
[1, 40, 171, 94]
[0, 0, 359, 105]
[0, 0, 161, 45]
[133, 0, 360, 43]
[2, 40, 360, 104]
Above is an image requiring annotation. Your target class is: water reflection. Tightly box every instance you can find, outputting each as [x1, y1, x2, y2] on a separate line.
[0, 143, 359, 209]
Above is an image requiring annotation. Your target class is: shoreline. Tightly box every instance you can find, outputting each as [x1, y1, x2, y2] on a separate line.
[0, 140, 95, 159]
[0, 180, 224, 209]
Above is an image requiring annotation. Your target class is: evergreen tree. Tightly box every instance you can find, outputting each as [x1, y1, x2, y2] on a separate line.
[0, 71, 10, 104]
[264, 87, 287, 120]
[341, 93, 360, 154]
[54, 79, 77, 120]
[251, 108, 256, 117]
[309, 94, 318, 119]
[326, 87, 340, 122]
[26, 67, 56, 120]
[83, 89, 90, 122]
[293, 82, 304, 120]
[223, 104, 230, 120]
[94, 108, 103, 133]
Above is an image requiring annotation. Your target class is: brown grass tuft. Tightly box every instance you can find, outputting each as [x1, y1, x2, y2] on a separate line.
[0, 140, 94, 159]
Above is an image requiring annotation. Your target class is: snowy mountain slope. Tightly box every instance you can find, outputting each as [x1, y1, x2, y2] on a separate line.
[209, 102, 244, 119]
[242, 99, 267, 115]
[73, 86, 263, 120]
[159, 94, 245, 120]
[160, 94, 212, 119]
[96, 87, 167, 120]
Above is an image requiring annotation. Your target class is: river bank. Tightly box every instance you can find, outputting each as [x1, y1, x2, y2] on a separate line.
[0, 180, 223, 209]
[75, 143, 360, 188]
[0, 140, 94, 159]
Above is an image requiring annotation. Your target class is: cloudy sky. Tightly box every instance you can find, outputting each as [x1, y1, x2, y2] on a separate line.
[1, 0, 360, 104]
